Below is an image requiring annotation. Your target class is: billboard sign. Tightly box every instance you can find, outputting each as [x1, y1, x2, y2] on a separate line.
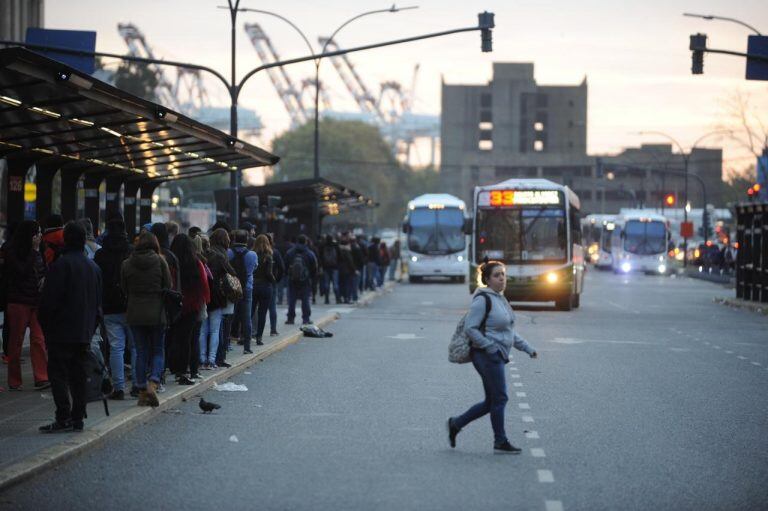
[25, 28, 97, 75]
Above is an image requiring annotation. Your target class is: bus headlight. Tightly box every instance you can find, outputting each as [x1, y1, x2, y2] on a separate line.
[658, 264, 667, 273]
[457, 255, 464, 262]
[546, 272, 558, 284]
[621, 262, 632, 273]
[411, 256, 418, 262]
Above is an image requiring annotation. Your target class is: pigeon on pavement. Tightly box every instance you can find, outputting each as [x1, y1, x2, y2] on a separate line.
[199, 397, 221, 414]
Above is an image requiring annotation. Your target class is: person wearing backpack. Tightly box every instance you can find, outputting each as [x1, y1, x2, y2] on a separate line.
[41, 214, 65, 265]
[93, 217, 133, 400]
[37, 222, 102, 433]
[201, 228, 235, 369]
[285, 234, 318, 325]
[227, 230, 258, 353]
[447, 261, 538, 454]
[320, 234, 341, 305]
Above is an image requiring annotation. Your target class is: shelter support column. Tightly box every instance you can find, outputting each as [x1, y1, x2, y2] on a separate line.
[139, 182, 159, 228]
[34, 161, 59, 224]
[104, 176, 124, 220]
[83, 173, 103, 229]
[2, 153, 39, 226]
[60, 165, 88, 222]
[123, 181, 140, 237]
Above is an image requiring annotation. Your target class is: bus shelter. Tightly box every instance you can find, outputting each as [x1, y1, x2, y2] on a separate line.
[214, 178, 376, 238]
[0, 47, 278, 235]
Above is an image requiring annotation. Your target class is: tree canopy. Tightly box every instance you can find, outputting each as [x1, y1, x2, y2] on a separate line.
[270, 119, 438, 228]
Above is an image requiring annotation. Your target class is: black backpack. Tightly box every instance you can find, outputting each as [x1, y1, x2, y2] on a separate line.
[231, 249, 248, 289]
[288, 252, 309, 284]
[322, 245, 338, 267]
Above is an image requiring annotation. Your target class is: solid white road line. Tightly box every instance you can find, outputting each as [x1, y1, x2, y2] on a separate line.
[522, 415, 535, 422]
[537, 470, 554, 483]
[518, 403, 531, 409]
[545, 500, 564, 511]
[531, 448, 546, 457]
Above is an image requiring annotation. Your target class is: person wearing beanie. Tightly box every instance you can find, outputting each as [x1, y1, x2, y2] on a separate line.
[38, 221, 103, 433]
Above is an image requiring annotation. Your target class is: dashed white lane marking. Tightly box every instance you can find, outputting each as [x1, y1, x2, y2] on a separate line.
[725, 350, 734, 354]
[752, 362, 762, 366]
[537, 470, 554, 483]
[522, 415, 535, 423]
[511, 374, 521, 379]
[545, 500, 564, 511]
[525, 430, 540, 439]
[713, 345, 722, 350]
[510, 367, 519, 371]
[513, 382, 524, 387]
[386, 333, 424, 339]
[519, 403, 531, 409]
[516, 392, 527, 397]
[738, 356, 748, 360]
[531, 448, 546, 457]
[704, 341, 710, 345]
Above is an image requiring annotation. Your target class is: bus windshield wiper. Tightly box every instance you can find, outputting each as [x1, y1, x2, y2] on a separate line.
[523, 208, 548, 236]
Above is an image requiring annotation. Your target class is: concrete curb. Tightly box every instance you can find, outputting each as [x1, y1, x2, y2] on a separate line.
[714, 297, 768, 315]
[0, 311, 340, 491]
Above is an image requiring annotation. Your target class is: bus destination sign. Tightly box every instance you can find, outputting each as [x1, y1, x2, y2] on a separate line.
[479, 190, 561, 207]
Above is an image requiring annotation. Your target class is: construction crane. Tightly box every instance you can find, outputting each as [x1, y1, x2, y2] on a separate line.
[117, 23, 184, 111]
[318, 37, 386, 125]
[243, 23, 309, 127]
[117, 22, 261, 134]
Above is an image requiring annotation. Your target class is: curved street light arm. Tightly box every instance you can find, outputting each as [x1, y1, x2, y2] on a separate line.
[236, 23, 477, 100]
[637, 130, 686, 157]
[321, 6, 419, 56]
[223, 6, 317, 59]
[683, 13, 762, 35]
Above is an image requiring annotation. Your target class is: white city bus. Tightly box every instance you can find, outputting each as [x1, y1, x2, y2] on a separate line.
[402, 194, 469, 283]
[469, 179, 585, 310]
[610, 211, 671, 275]
[582, 214, 617, 270]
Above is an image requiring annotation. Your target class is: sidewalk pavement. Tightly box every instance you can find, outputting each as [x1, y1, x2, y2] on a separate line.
[0, 281, 395, 490]
[714, 296, 768, 315]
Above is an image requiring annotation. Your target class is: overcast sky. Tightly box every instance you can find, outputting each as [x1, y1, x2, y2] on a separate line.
[47, 0, 768, 176]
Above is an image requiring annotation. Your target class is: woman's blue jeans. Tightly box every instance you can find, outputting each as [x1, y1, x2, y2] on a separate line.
[199, 308, 223, 365]
[131, 325, 165, 389]
[453, 349, 509, 445]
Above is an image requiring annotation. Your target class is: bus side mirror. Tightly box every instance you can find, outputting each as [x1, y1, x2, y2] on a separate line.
[463, 217, 473, 235]
[401, 223, 410, 234]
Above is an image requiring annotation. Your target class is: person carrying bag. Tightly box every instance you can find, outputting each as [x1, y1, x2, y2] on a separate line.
[447, 261, 538, 454]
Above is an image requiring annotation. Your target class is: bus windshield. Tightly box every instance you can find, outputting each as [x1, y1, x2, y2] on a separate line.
[623, 220, 667, 255]
[408, 207, 465, 254]
[476, 208, 566, 263]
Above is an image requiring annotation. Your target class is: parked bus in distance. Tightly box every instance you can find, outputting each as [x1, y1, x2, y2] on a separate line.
[610, 211, 671, 275]
[469, 179, 585, 311]
[401, 194, 470, 283]
[582, 214, 617, 270]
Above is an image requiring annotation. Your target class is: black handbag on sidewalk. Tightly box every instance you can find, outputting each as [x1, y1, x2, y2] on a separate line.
[162, 288, 183, 324]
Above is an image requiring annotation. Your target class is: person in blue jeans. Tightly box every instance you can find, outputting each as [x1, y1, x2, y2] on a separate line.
[93, 216, 134, 400]
[266, 234, 283, 336]
[228, 230, 258, 354]
[285, 235, 317, 325]
[447, 261, 538, 454]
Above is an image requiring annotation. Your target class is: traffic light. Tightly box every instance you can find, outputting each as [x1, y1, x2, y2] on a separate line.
[747, 187, 755, 199]
[664, 193, 676, 207]
[478, 12, 494, 53]
[690, 33, 707, 74]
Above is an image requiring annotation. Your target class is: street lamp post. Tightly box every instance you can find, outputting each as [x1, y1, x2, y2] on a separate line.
[683, 12, 763, 35]
[637, 130, 730, 266]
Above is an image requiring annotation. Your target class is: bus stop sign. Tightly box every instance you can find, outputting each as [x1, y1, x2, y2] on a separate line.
[680, 221, 694, 239]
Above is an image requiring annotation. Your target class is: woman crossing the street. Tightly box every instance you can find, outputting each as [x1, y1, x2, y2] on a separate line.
[447, 261, 538, 454]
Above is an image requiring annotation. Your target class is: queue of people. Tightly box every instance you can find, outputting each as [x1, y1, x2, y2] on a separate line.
[0, 213, 402, 432]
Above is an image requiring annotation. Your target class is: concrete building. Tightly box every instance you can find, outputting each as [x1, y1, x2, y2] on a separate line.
[440, 62, 725, 213]
[0, 0, 44, 41]
[440, 62, 593, 205]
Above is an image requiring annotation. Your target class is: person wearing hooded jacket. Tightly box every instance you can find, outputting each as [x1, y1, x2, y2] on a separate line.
[447, 261, 538, 454]
[37, 222, 102, 433]
[93, 217, 133, 400]
[121, 232, 172, 407]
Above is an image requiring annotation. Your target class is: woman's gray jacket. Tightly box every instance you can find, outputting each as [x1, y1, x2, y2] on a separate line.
[464, 288, 534, 362]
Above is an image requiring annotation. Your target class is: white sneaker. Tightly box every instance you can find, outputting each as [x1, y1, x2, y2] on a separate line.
[157, 384, 166, 394]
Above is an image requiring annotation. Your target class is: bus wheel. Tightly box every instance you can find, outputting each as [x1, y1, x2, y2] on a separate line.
[556, 294, 573, 311]
[458, 276, 466, 284]
[409, 276, 422, 283]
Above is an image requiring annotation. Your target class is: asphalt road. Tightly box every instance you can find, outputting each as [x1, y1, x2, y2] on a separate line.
[2, 270, 767, 511]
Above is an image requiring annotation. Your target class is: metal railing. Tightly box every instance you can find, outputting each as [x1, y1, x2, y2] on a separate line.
[735, 201, 768, 303]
